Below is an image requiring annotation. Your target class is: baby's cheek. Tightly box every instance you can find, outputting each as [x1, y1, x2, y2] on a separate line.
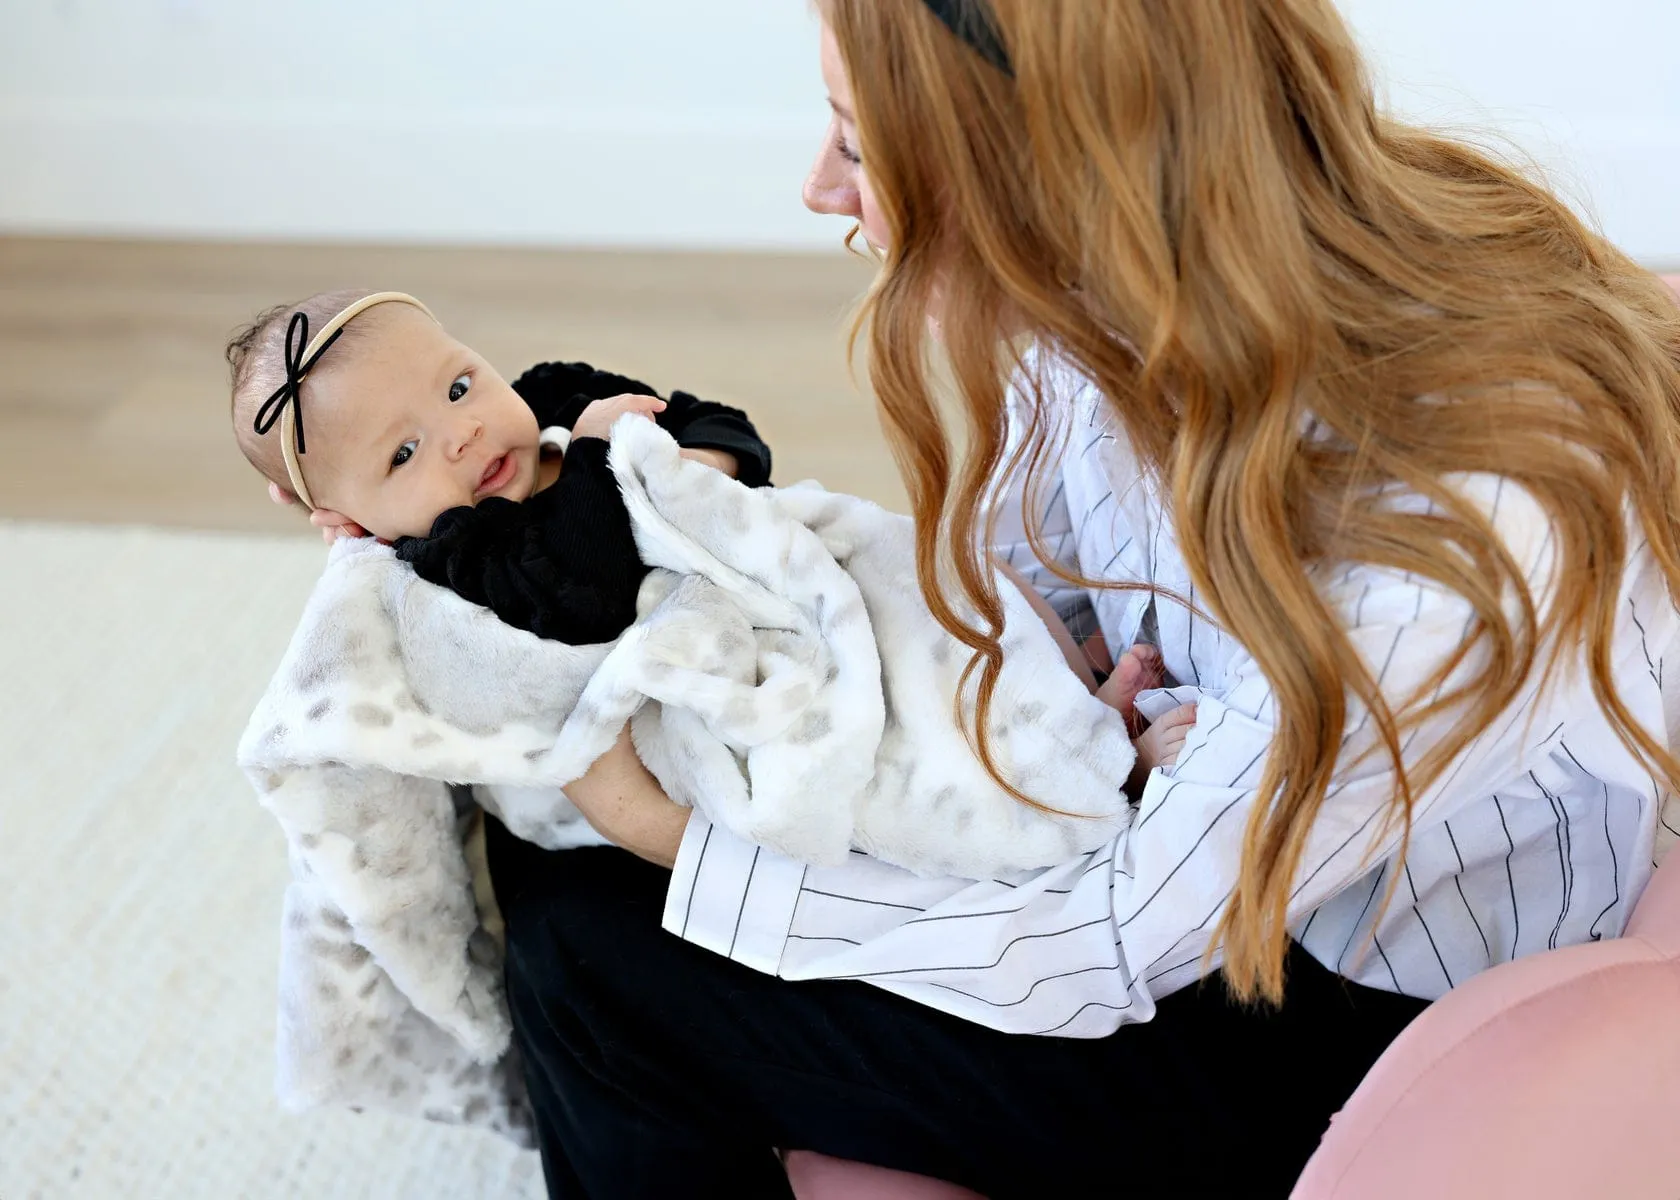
[528, 446, 560, 497]
[387, 490, 454, 540]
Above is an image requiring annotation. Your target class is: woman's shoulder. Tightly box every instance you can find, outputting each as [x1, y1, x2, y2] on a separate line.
[1014, 342, 1098, 402]
[1009, 343, 1120, 442]
[1330, 469, 1669, 634]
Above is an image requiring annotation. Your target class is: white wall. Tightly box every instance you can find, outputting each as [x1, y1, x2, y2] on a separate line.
[1339, 0, 1680, 266]
[2, 0, 1676, 259]
[0, 0, 835, 248]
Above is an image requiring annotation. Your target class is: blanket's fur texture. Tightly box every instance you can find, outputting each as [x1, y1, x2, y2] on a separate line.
[238, 418, 1136, 1142]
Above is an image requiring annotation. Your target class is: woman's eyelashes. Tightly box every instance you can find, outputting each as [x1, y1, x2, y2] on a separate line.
[835, 130, 861, 166]
[391, 439, 418, 469]
[448, 372, 471, 402]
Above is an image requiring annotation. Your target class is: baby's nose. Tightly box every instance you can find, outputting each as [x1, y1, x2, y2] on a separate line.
[450, 419, 484, 456]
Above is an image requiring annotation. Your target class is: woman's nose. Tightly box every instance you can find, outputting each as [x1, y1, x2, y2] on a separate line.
[803, 172, 860, 219]
[803, 146, 861, 219]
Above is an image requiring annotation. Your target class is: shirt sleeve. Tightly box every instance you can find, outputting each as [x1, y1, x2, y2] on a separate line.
[510, 361, 661, 429]
[653, 390, 773, 489]
[985, 404, 1090, 630]
[662, 476, 1580, 1035]
[511, 361, 773, 487]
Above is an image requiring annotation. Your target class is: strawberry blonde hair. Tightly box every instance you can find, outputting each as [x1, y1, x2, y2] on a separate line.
[822, 0, 1680, 1002]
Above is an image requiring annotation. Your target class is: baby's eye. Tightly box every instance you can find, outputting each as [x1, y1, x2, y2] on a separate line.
[391, 440, 418, 469]
[448, 373, 471, 402]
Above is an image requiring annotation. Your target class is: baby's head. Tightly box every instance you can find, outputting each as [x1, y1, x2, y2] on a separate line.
[228, 290, 541, 541]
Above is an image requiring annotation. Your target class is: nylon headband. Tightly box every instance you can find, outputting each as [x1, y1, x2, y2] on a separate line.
[259, 291, 437, 511]
[919, 0, 1013, 76]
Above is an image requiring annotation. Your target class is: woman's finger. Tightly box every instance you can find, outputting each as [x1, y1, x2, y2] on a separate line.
[307, 507, 365, 537]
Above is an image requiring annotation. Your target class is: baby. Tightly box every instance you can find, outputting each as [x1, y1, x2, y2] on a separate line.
[228, 289, 1196, 786]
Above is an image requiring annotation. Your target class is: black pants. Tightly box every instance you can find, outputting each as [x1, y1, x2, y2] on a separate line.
[486, 817, 1427, 1200]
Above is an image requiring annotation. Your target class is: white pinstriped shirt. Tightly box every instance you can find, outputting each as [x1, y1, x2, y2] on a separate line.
[661, 354, 1680, 1036]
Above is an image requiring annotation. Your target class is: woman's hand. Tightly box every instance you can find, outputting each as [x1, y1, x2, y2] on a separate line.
[268, 481, 367, 544]
[564, 724, 690, 868]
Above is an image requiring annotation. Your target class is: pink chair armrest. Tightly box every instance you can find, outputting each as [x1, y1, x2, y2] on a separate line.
[1294, 860, 1680, 1200]
[784, 1151, 987, 1200]
[1626, 847, 1680, 954]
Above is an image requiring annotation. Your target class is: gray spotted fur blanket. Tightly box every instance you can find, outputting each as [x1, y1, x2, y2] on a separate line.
[237, 416, 1136, 1144]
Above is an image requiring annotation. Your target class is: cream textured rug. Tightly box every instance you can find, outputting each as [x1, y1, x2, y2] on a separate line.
[0, 522, 543, 1200]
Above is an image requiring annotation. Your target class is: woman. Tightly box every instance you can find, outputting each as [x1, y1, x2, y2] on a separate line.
[310, 1, 1680, 1195]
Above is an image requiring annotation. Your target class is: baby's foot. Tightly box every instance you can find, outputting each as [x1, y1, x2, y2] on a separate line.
[1096, 643, 1164, 734]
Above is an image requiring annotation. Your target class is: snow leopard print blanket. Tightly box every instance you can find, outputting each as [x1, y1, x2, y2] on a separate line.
[237, 416, 1137, 1144]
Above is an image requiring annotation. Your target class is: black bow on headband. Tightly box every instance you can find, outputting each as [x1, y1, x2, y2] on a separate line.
[252, 310, 346, 456]
[920, 0, 1013, 77]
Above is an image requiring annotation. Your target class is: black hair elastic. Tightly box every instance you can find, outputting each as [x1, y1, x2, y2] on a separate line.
[919, 0, 1013, 77]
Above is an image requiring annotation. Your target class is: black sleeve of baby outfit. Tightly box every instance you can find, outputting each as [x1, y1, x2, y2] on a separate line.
[392, 438, 647, 646]
[510, 361, 662, 429]
[656, 390, 774, 489]
[511, 360, 773, 487]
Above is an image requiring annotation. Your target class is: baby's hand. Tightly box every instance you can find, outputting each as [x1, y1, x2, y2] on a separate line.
[571, 393, 666, 442]
[1133, 703, 1197, 774]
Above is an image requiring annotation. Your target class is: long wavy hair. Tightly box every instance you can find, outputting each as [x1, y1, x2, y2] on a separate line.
[821, 0, 1680, 1002]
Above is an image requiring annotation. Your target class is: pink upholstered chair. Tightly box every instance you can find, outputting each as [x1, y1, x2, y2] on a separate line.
[785, 856, 1680, 1198]
[1291, 852, 1680, 1199]
[783, 1154, 987, 1200]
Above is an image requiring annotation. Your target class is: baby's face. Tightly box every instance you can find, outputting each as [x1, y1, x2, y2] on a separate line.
[305, 307, 541, 540]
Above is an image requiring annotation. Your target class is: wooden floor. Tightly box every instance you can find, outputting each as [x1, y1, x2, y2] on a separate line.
[0, 237, 899, 535]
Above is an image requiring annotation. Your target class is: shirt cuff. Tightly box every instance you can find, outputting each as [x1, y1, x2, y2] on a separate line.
[662, 815, 807, 975]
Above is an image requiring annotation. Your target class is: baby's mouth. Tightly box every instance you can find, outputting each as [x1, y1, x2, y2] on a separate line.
[475, 453, 516, 496]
